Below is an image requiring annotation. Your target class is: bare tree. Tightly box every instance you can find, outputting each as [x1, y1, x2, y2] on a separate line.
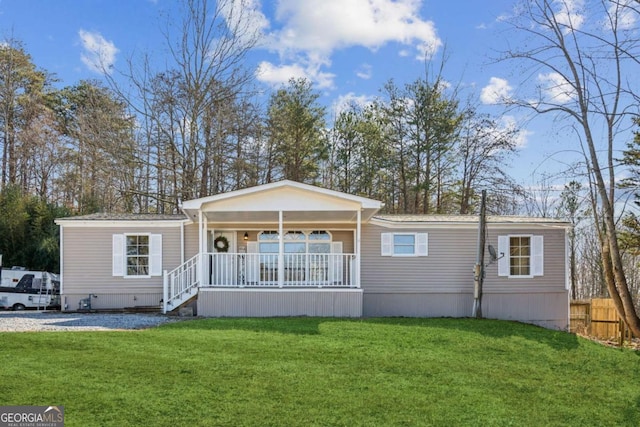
[107, 0, 262, 208]
[501, 0, 640, 334]
[456, 107, 519, 214]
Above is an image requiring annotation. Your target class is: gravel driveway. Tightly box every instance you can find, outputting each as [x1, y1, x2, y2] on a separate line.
[0, 311, 177, 332]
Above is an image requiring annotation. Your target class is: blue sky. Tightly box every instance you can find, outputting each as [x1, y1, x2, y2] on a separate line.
[0, 0, 628, 190]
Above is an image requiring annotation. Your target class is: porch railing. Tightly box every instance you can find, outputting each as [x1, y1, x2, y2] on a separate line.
[204, 252, 357, 288]
[163, 254, 199, 313]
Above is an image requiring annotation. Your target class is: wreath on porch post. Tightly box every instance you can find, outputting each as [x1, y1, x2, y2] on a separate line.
[214, 235, 230, 253]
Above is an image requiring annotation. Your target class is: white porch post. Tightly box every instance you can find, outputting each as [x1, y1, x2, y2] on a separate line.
[278, 210, 284, 288]
[198, 211, 206, 287]
[162, 270, 168, 314]
[208, 227, 215, 286]
[356, 209, 361, 288]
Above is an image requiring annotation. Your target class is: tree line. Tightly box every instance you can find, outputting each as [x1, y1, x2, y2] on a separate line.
[0, 50, 522, 217]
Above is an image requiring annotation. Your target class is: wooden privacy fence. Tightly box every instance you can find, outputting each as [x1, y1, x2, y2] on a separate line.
[570, 298, 635, 345]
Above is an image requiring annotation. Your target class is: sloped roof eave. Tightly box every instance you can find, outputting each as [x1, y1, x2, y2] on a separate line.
[180, 180, 382, 212]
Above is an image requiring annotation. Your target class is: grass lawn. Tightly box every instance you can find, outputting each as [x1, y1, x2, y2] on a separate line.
[1, 318, 639, 426]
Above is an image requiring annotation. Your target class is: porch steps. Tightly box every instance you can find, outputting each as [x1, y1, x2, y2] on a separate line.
[167, 294, 198, 316]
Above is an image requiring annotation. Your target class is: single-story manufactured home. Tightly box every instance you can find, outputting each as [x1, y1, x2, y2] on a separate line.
[55, 180, 571, 329]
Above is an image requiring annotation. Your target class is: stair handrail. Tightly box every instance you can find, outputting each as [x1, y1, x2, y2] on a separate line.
[163, 254, 200, 313]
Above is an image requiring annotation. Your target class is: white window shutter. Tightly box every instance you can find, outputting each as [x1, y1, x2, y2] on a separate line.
[531, 235, 544, 276]
[150, 234, 163, 276]
[416, 233, 428, 256]
[112, 234, 124, 277]
[497, 236, 509, 277]
[381, 233, 393, 256]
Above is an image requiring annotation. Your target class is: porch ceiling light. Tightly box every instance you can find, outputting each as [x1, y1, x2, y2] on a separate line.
[244, 232, 249, 241]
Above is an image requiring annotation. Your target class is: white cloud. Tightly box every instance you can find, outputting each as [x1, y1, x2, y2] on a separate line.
[220, 0, 270, 43]
[332, 92, 375, 117]
[501, 115, 532, 149]
[553, 0, 585, 32]
[270, 0, 441, 58]
[78, 29, 118, 74]
[260, 0, 442, 89]
[436, 79, 451, 91]
[537, 72, 576, 104]
[256, 60, 336, 89]
[606, 0, 637, 30]
[480, 77, 512, 105]
[256, 61, 308, 85]
[356, 64, 372, 80]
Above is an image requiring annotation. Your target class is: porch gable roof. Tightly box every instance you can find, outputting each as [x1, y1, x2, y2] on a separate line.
[181, 180, 382, 224]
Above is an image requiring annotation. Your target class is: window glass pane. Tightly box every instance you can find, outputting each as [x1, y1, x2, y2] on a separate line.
[137, 258, 149, 275]
[259, 242, 279, 253]
[309, 231, 330, 240]
[284, 231, 305, 240]
[285, 242, 305, 253]
[394, 245, 415, 255]
[259, 231, 279, 241]
[392, 234, 415, 255]
[509, 236, 531, 276]
[394, 234, 415, 245]
[309, 243, 330, 253]
[126, 235, 150, 276]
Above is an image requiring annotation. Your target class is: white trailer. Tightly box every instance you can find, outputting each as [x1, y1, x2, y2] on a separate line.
[0, 268, 60, 310]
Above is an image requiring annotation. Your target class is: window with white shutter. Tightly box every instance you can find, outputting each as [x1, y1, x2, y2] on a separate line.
[112, 233, 163, 278]
[381, 233, 428, 257]
[497, 234, 544, 278]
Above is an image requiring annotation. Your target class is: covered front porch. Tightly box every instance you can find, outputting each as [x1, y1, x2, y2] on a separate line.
[162, 181, 381, 315]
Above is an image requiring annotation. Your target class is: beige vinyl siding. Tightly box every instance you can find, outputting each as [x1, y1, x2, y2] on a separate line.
[482, 292, 569, 330]
[62, 225, 182, 295]
[360, 222, 569, 329]
[363, 291, 568, 329]
[63, 292, 163, 311]
[361, 223, 567, 293]
[361, 224, 476, 293]
[198, 288, 362, 317]
[364, 293, 473, 317]
[331, 230, 354, 253]
[484, 227, 566, 292]
[184, 222, 199, 259]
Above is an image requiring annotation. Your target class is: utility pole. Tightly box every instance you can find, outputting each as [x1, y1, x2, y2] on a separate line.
[472, 190, 486, 318]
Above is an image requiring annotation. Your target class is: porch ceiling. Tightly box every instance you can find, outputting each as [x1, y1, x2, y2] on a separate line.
[204, 210, 364, 224]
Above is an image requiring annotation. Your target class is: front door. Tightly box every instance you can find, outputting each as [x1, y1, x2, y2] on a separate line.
[209, 231, 237, 285]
